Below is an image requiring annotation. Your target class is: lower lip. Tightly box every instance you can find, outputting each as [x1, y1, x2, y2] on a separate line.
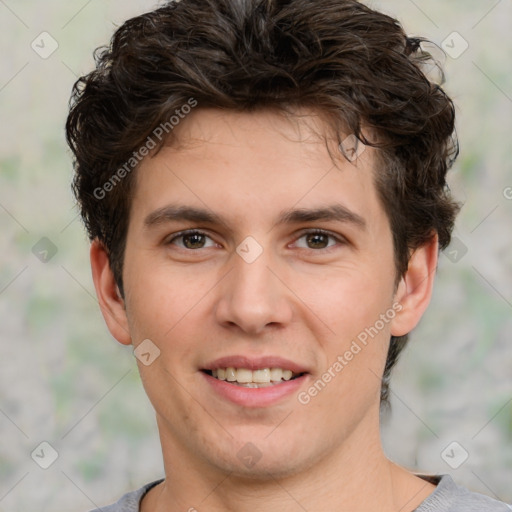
[201, 371, 309, 408]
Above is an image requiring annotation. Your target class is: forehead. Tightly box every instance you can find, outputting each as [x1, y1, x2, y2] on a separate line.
[130, 108, 384, 231]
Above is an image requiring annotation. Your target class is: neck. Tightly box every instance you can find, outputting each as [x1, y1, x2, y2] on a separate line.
[142, 412, 436, 512]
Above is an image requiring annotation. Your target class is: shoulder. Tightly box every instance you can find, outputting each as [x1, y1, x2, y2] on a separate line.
[415, 474, 512, 512]
[87, 479, 164, 512]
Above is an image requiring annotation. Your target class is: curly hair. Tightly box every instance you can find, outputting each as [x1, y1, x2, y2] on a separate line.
[65, 0, 460, 406]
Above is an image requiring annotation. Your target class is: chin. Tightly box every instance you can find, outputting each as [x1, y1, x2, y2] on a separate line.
[217, 455, 308, 481]
[204, 434, 318, 481]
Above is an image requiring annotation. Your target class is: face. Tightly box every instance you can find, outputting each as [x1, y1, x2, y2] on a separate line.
[93, 108, 433, 480]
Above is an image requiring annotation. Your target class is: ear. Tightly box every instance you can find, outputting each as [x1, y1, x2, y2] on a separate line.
[390, 234, 439, 337]
[90, 239, 132, 346]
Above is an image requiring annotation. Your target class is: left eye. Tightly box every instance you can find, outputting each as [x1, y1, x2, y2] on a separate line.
[293, 230, 341, 250]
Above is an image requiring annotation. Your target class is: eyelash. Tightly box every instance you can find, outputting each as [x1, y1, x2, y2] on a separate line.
[166, 228, 346, 251]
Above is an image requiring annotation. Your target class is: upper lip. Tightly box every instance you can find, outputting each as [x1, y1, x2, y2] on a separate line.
[202, 355, 310, 374]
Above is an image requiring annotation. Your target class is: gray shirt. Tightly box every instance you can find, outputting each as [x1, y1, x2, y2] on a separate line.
[91, 474, 512, 511]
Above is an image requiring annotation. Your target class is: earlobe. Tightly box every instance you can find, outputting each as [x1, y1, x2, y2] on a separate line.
[390, 234, 439, 337]
[90, 239, 132, 346]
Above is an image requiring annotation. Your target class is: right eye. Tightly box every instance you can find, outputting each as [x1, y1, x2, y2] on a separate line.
[167, 230, 218, 250]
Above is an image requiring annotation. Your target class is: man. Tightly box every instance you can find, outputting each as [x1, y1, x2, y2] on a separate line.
[66, 0, 511, 510]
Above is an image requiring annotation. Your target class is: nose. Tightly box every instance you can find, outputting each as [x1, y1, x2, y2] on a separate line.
[214, 242, 293, 335]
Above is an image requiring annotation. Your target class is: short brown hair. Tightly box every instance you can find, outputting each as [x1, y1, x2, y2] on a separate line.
[66, 0, 460, 406]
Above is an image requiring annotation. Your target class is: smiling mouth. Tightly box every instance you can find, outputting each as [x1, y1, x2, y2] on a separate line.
[202, 368, 307, 388]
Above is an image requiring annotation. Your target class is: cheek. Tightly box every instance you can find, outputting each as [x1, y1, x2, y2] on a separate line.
[290, 262, 394, 397]
[294, 266, 394, 340]
[124, 257, 212, 339]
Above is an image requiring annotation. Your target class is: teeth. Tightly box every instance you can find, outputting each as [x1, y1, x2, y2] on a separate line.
[236, 368, 253, 383]
[225, 367, 237, 381]
[253, 368, 270, 383]
[282, 370, 293, 381]
[210, 367, 300, 384]
[270, 368, 283, 381]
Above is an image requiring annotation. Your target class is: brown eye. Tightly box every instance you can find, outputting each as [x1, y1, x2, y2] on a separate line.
[168, 230, 216, 250]
[306, 233, 330, 249]
[182, 233, 206, 249]
[293, 230, 341, 250]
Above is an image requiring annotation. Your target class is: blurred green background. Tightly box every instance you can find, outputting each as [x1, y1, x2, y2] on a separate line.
[0, 0, 511, 510]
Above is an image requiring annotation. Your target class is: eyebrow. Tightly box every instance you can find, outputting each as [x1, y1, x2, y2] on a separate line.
[143, 204, 366, 231]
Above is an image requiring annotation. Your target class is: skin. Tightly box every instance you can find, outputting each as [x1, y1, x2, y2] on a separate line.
[91, 108, 439, 511]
